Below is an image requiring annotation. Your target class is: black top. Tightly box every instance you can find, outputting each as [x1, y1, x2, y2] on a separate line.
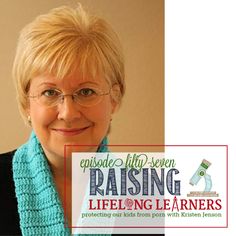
[0, 151, 164, 236]
[0, 150, 21, 235]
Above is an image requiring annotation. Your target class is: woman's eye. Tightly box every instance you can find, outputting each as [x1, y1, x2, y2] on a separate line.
[78, 88, 96, 96]
[41, 89, 59, 97]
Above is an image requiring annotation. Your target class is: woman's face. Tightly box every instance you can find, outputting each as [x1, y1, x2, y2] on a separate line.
[27, 72, 117, 158]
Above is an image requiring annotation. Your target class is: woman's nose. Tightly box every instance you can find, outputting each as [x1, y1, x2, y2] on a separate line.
[57, 96, 82, 122]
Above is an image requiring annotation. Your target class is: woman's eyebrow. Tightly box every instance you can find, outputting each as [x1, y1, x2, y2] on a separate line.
[36, 81, 102, 88]
[38, 82, 57, 87]
[78, 80, 100, 85]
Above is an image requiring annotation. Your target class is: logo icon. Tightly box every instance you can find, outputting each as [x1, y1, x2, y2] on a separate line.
[187, 159, 219, 197]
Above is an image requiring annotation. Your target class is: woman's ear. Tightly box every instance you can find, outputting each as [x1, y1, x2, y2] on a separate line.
[24, 101, 31, 126]
[25, 103, 30, 116]
[110, 84, 121, 113]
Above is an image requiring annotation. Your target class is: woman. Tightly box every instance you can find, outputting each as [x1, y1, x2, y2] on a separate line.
[0, 3, 124, 235]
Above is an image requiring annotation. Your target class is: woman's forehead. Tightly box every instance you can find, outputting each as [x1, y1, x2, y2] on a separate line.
[30, 73, 107, 89]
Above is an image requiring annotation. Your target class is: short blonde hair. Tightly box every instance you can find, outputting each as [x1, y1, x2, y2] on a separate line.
[13, 4, 125, 122]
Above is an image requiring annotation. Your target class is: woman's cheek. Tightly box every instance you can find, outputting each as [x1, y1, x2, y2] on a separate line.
[30, 104, 57, 128]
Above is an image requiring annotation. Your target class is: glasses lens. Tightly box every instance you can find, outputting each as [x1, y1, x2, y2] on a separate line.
[40, 95, 60, 107]
[37, 89, 61, 107]
[73, 87, 104, 107]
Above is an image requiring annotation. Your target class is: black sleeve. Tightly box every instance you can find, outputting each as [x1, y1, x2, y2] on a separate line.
[0, 150, 21, 235]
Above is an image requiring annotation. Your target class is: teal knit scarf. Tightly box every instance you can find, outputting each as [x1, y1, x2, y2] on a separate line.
[12, 131, 109, 235]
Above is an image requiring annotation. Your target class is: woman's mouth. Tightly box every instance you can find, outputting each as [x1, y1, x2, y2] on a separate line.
[52, 127, 90, 136]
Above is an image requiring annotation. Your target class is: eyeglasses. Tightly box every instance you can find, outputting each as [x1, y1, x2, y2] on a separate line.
[28, 86, 110, 108]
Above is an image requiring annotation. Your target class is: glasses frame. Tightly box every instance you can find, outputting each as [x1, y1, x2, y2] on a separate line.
[28, 87, 111, 108]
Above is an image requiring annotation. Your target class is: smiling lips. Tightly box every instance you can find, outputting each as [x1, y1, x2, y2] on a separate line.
[52, 127, 90, 136]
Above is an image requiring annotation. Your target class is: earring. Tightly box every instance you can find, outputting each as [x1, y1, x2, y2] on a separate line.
[27, 115, 32, 126]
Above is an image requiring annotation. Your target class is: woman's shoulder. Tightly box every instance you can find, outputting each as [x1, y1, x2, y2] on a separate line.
[0, 149, 16, 160]
[0, 150, 16, 177]
[0, 150, 16, 174]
